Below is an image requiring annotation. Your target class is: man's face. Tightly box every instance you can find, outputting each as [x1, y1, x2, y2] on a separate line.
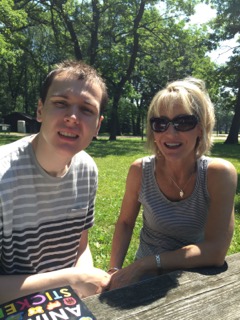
[36, 73, 103, 158]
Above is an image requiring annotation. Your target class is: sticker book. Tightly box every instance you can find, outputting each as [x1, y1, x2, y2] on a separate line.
[0, 286, 96, 320]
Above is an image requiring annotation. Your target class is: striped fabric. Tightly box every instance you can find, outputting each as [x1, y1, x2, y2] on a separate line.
[0, 136, 97, 274]
[136, 155, 211, 259]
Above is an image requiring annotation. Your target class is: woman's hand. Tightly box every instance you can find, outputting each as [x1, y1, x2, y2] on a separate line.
[108, 263, 147, 290]
[108, 257, 157, 290]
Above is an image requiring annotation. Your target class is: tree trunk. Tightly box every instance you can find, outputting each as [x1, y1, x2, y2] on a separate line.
[108, 0, 146, 140]
[109, 93, 120, 141]
[89, 0, 100, 65]
[55, 2, 83, 60]
[224, 86, 240, 144]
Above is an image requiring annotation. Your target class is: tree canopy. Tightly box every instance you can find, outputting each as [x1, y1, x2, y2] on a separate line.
[0, 0, 239, 142]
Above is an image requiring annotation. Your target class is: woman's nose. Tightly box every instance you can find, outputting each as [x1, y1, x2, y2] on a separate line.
[165, 122, 178, 134]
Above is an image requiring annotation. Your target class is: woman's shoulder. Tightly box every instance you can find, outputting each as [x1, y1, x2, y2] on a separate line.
[129, 158, 143, 175]
[199, 155, 235, 171]
[130, 155, 155, 170]
[206, 157, 237, 187]
[207, 157, 236, 173]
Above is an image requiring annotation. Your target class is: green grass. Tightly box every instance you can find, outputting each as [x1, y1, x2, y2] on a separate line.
[1, 133, 239, 269]
[86, 138, 150, 269]
[0, 133, 25, 144]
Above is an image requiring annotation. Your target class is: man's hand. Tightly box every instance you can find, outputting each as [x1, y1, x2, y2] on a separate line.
[70, 267, 111, 298]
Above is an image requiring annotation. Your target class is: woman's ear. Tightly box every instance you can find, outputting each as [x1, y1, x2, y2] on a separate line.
[36, 99, 43, 123]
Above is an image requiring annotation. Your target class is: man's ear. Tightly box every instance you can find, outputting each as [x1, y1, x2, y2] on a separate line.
[36, 99, 43, 123]
[95, 115, 104, 137]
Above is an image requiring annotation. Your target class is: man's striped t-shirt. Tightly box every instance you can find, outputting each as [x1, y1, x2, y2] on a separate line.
[0, 136, 97, 274]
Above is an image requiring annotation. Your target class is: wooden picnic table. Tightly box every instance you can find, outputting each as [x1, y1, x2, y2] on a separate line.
[83, 252, 240, 319]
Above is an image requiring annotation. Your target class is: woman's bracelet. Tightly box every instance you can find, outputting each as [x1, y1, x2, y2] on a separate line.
[107, 267, 120, 273]
[155, 254, 161, 269]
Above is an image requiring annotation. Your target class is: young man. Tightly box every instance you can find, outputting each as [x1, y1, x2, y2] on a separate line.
[0, 60, 110, 303]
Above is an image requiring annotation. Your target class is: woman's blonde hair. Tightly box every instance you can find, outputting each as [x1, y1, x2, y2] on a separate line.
[146, 77, 215, 158]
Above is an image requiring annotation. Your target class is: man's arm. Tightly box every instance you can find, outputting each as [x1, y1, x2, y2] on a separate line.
[0, 230, 109, 304]
[0, 268, 75, 304]
[0, 266, 110, 304]
[74, 230, 93, 268]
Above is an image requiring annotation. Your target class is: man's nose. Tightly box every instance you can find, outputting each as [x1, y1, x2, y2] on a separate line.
[64, 105, 80, 124]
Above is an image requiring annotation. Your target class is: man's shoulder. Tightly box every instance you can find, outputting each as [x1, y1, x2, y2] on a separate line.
[73, 150, 97, 170]
[0, 136, 31, 161]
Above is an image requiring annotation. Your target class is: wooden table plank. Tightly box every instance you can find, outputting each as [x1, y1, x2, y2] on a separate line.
[83, 253, 240, 319]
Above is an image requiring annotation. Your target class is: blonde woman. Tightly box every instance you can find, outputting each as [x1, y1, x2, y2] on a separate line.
[108, 78, 237, 290]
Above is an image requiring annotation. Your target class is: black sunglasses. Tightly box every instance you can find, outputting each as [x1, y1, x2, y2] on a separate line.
[150, 115, 198, 133]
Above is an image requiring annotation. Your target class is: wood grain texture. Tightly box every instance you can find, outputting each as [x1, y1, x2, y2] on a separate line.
[83, 253, 240, 319]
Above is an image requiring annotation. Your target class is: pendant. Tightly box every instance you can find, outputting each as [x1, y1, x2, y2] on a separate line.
[180, 190, 184, 198]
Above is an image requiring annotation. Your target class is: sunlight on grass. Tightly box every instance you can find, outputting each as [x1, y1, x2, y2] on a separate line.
[86, 139, 149, 269]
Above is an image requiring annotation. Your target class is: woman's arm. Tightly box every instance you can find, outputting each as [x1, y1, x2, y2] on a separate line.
[109, 159, 142, 271]
[109, 158, 237, 289]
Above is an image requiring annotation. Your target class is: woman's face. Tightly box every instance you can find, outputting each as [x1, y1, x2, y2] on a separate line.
[152, 105, 202, 163]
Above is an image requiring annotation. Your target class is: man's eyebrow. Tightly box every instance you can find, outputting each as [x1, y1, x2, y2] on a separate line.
[84, 99, 98, 108]
[51, 93, 68, 98]
[50, 93, 99, 108]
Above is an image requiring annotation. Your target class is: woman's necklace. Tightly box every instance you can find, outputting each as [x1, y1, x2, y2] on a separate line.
[169, 171, 195, 198]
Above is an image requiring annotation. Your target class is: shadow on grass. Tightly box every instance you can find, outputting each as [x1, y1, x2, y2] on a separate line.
[211, 142, 240, 160]
[88, 138, 240, 160]
[87, 138, 147, 158]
